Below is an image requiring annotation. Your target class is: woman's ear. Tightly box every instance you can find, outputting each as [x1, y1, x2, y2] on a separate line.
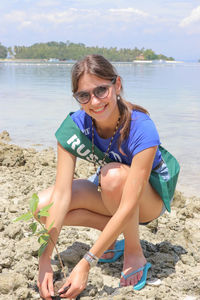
[115, 76, 122, 94]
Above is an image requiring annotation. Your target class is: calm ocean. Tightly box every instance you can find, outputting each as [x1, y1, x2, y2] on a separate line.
[0, 61, 200, 197]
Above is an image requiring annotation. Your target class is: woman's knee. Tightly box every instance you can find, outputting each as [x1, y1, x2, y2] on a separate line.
[100, 162, 129, 194]
[37, 186, 54, 212]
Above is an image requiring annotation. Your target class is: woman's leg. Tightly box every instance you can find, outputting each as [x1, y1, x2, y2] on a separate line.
[37, 180, 112, 230]
[99, 162, 163, 287]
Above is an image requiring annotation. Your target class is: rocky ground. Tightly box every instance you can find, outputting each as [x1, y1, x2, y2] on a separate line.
[0, 130, 199, 300]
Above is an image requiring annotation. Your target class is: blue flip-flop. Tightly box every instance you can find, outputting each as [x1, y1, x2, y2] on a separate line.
[121, 262, 151, 290]
[98, 239, 125, 263]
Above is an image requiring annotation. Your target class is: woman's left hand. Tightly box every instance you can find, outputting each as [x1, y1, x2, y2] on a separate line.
[58, 258, 90, 299]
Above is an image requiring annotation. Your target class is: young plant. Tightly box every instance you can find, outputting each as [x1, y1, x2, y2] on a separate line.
[14, 193, 66, 279]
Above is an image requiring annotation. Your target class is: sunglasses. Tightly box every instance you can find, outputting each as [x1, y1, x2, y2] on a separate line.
[73, 77, 117, 104]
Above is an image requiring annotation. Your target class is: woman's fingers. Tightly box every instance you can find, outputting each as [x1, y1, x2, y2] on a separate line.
[59, 279, 85, 299]
[38, 276, 54, 299]
[48, 277, 54, 297]
[58, 283, 71, 295]
[60, 283, 84, 299]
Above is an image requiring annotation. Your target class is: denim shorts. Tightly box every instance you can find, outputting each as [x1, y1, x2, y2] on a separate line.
[88, 162, 173, 219]
[88, 171, 100, 186]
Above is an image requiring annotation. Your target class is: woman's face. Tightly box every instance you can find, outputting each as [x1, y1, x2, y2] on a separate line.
[76, 73, 121, 125]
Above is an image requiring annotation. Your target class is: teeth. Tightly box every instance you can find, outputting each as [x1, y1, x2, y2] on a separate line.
[93, 106, 105, 112]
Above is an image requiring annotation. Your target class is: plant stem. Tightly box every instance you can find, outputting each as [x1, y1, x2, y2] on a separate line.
[36, 216, 67, 279]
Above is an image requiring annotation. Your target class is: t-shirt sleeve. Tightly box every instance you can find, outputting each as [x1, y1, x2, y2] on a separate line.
[130, 119, 160, 156]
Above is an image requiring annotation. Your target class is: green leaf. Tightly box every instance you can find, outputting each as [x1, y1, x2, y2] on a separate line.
[29, 193, 39, 214]
[38, 211, 49, 217]
[38, 234, 49, 245]
[13, 212, 32, 222]
[41, 202, 53, 212]
[48, 221, 54, 231]
[36, 229, 48, 235]
[37, 202, 53, 219]
[30, 222, 37, 234]
[38, 242, 48, 257]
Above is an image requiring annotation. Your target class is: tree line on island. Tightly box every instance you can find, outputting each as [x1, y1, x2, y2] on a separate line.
[0, 41, 175, 62]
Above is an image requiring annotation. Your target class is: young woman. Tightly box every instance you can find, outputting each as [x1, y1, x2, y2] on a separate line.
[37, 54, 179, 299]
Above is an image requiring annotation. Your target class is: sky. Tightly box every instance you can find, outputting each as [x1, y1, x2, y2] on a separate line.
[0, 0, 200, 61]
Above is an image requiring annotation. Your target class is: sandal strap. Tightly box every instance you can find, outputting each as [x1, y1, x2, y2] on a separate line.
[103, 249, 123, 254]
[121, 266, 144, 280]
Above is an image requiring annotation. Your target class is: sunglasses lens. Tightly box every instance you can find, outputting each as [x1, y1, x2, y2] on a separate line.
[75, 92, 90, 103]
[94, 86, 109, 99]
[74, 84, 111, 103]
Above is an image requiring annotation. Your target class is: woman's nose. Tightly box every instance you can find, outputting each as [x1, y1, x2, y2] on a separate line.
[90, 94, 101, 105]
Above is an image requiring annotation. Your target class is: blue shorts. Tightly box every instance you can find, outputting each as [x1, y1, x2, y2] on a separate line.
[88, 162, 173, 220]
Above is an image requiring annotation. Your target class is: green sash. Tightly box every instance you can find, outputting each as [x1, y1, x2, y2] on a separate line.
[149, 145, 180, 212]
[55, 113, 113, 165]
[55, 113, 180, 212]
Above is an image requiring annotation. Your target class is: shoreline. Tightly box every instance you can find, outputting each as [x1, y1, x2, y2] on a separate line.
[0, 58, 188, 64]
[0, 131, 200, 299]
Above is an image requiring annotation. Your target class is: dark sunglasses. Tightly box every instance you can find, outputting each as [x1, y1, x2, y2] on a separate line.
[73, 77, 117, 104]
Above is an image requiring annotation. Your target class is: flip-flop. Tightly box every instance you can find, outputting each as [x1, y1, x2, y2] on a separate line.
[98, 239, 125, 263]
[121, 262, 151, 290]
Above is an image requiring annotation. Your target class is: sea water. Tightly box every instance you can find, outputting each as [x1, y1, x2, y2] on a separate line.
[0, 61, 200, 197]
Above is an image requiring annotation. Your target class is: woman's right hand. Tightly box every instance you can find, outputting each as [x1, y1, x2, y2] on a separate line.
[37, 256, 54, 300]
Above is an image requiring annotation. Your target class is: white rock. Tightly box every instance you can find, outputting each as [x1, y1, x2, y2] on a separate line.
[147, 278, 162, 286]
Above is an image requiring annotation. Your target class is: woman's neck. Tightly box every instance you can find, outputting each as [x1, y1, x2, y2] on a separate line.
[94, 110, 120, 139]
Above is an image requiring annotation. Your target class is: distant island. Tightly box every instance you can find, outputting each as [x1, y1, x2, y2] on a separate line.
[0, 41, 174, 62]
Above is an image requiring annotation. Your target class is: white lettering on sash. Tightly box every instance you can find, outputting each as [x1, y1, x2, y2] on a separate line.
[86, 153, 98, 162]
[77, 144, 91, 156]
[67, 134, 80, 150]
[83, 128, 90, 135]
[67, 134, 108, 164]
[109, 151, 122, 162]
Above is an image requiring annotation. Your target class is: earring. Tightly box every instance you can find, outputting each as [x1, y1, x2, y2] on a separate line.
[117, 95, 121, 101]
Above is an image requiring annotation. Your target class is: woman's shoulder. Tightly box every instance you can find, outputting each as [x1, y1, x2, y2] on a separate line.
[131, 109, 151, 122]
[129, 109, 158, 136]
[71, 109, 86, 120]
[71, 110, 91, 131]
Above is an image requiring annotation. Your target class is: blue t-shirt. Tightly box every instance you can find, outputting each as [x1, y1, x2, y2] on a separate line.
[70, 109, 161, 169]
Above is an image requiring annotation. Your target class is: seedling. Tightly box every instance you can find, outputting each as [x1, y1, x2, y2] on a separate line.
[14, 193, 66, 279]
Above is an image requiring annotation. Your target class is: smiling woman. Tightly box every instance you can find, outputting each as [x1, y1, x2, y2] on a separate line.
[34, 54, 180, 299]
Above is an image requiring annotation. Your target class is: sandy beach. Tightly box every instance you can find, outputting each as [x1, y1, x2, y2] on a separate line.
[0, 130, 199, 300]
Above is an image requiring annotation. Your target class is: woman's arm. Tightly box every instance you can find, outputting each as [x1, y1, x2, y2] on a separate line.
[89, 146, 157, 257]
[38, 142, 76, 298]
[42, 142, 76, 257]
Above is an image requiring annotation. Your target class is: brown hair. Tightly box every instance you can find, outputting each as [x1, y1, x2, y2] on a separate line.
[71, 54, 149, 149]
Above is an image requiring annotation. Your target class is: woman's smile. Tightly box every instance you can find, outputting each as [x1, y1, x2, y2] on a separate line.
[90, 104, 108, 114]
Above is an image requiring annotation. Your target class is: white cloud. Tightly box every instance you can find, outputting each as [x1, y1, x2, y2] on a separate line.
[179, 5, 200, 27]
[4, 10, 26, 22]
[20, 21, 32, 28]
[2, 8, 101, 27]
[109, 7, 149, 17]
[36, 0, 61, 7]
[33, 9, 79, 24]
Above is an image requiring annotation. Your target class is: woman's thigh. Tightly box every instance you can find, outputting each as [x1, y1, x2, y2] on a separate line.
[38, 162, 163, 222]
[38, 179, 111, 216]
[100, 162, 163, 223]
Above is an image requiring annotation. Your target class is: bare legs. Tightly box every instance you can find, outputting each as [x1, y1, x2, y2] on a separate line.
[100, 163, 163, 286]
[37, 162, 163, 287]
